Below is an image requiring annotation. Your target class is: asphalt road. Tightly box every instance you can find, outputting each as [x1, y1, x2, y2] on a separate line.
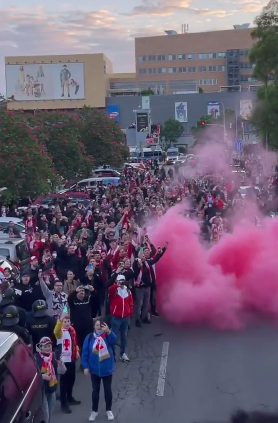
[53, 317, 278, 423]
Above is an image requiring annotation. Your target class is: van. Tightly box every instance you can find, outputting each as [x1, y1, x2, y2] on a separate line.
[0, 332, 47, 423]
[0, 239, 30, 269]
[76, 177, 120, 189]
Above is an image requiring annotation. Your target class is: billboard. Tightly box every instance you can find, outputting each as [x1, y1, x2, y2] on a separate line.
[240, 99, 253, 120]
[106, 105, 120, 121]
[136, 112, 149, 132]
[6, 62, 85, 101]
[175, 102, 188, 122]
[207, 101, 221, 118]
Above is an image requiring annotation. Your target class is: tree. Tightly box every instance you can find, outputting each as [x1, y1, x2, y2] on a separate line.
[248, 1, 278, 148]
[30, 111, 93, 180]
[77, 108, 129, 167]
[0, 108, 58, 199]
[141, 89, 154, 96]
[161, 118, 184, 148]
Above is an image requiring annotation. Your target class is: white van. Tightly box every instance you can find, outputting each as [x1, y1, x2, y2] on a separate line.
[76, 177, 120, 189]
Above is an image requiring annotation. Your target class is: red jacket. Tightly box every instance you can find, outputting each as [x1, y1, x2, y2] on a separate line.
[108, 284, 134, 318]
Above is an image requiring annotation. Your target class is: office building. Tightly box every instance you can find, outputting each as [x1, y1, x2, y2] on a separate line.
[135, 26, 259, 94]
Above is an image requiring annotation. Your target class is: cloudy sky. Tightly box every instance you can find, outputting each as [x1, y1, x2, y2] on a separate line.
[0, 0, 268, 93]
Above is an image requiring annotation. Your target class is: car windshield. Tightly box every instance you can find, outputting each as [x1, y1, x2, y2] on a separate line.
[0, 248, 10, 258]
[167, 151, 178, 157]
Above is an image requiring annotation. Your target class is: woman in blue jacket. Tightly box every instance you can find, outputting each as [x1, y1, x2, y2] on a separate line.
[82, 319, 117, 422]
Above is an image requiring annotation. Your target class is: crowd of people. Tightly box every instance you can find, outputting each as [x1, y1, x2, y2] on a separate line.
[0, 151, 277, 422]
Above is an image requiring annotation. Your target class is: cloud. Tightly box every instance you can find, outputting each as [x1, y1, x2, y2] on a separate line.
[123, 0, 230, 18]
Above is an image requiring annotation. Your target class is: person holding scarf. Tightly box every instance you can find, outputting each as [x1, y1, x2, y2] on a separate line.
[34, 337, 58, 423]
[82, 319, 117, 422]
[54, 312, 81, 414]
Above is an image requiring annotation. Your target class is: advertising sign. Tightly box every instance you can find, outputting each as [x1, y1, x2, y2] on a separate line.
[207, 101, 221, 118]
[175, 102, 188, 122]
[136, 112, 149, 132]
[142, 96, 150, 109]
[240, 99, 253, 120]
[106, 105, 120, 121]
[6, 62, 85, 101]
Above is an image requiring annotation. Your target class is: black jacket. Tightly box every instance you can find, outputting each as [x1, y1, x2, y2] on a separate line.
[133, 249, 166, 288]
[14, 283, 45, 312]
[26, 315, 57, 352]
[68, 290, 99, 329]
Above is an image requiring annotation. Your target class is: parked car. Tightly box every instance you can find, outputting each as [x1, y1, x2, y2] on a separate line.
[0, 238, 30, 269]
[0, 217, 25, 236]
[0, 332, 48, 423]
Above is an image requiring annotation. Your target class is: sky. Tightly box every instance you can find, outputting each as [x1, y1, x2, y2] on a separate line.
[0, 0, 269, 94]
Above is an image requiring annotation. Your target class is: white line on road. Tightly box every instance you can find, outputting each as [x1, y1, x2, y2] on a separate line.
[156, 341, 169, 397]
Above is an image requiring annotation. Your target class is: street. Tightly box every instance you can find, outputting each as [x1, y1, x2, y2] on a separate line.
[53, 318, 278, 423]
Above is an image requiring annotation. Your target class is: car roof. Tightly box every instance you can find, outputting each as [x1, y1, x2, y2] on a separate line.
[0, 217, 24, 223]
[0, 332, 19, 360]
[0, 238, 24, 245]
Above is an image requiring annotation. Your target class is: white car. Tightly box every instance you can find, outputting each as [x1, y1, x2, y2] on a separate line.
[239, 186, 260, 198]
[0, 217, 25, 237]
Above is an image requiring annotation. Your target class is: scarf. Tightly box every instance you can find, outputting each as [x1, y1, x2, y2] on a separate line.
[93, 332, 110, 361]
[134, 261, 151, 287]
[40, 353, 57, 387]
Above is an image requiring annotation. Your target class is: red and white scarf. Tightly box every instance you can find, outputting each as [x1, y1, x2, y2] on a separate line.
[134, 261, 151, 287]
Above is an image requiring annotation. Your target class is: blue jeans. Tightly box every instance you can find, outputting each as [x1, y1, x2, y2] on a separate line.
[45, 392, 56, 423]
[111, 316, 130, 355]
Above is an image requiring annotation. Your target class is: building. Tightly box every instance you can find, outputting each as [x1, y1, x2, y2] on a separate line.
[134, 26, 260, 94]
[5, 53, 113, 110]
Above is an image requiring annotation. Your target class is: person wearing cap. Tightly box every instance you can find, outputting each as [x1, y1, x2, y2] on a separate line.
[26, 300, 56, 353]
[0, 305, 31, 346]
[0, 287, 27, 327]
[14, 273, 46, 318]
[22, 255, 56, 286]
[108, 274, 133, 362]
[34, 336, 59, 423]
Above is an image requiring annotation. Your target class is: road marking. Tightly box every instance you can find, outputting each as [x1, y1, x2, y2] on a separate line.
[156, 341, 169, 397]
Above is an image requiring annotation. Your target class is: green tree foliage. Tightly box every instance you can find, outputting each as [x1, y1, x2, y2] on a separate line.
[0, 108, 58, 199]
[77, 108, 129, 167]
[30, 111, 93, 180]
[161, 118, 184, 147]
[248, 3, 278, 148]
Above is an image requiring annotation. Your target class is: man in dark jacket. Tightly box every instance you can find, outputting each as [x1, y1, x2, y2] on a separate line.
[22, 256, 55, 286]
[57, 245, 82, 280]
[133, 243, 168, 326]
[26, 300, 56, 352]
[0, 305, 31, 346]
[0, 287, 27, 327]
[14, 273, 45, 317]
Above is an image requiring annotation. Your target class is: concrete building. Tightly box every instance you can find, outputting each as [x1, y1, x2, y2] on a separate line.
[134, 27, 259, 94]
[5, 53, 113, 110]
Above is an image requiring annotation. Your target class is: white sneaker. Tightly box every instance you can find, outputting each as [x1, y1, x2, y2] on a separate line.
[107, 411, 114, 421]
[120, 353, 130, 362]
[89, 411, 98, 421]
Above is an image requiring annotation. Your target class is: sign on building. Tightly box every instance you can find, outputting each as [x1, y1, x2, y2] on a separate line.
[106, 105, 120, 121]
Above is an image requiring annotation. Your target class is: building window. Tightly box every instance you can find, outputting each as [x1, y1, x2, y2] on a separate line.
[208, 53, 217, 59]
[199, 79, 207, 85]
[208, 79, 217, 85]
[177, 54, 186, 60]
[187, 54, 196, 59]
[148, 55, 156, 61]
[148, 68, 157, 74]
[168, 54, 176, 61]
[217, 65, 226, 71]
[158, 67, 166, 73]
[139, 69, 147, 74]
[158, 55, 166, 61]
[240, 49, 249, 56]
[199, 53, 207, 59]
[168, 67, 177, 73]
[139, 56, 147, 62]
[208, 65, 217, 72]
[217, 52, 226, 58]
[188, 66, 196, 72]
[240, 62, 252, 69]
[178, 67, 186, 73]
[199, 66, 207, 72]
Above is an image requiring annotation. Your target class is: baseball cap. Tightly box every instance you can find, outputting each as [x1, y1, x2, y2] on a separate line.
[30, 256, 37, 262]
[116, 274, 125, 282]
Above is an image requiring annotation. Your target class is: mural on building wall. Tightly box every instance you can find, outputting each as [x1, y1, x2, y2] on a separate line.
[240, 99, 253, 120]
[6, 62, 85, 101]
[175, 102, 188, 122]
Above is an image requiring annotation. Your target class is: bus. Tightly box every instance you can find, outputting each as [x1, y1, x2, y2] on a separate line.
[141, 147, 163, 161]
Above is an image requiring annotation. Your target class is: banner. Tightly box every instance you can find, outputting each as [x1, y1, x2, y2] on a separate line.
[106, 105, 120, 121]
[136, 112, 149, 132]
[240, 99, 253, 120]
[175, 102, 188, 122]
[142, 96, 150, 109]
[207, 101, 221, 118]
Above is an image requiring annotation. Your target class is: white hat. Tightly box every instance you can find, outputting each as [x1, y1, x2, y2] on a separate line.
[116, 274, 125, 281]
